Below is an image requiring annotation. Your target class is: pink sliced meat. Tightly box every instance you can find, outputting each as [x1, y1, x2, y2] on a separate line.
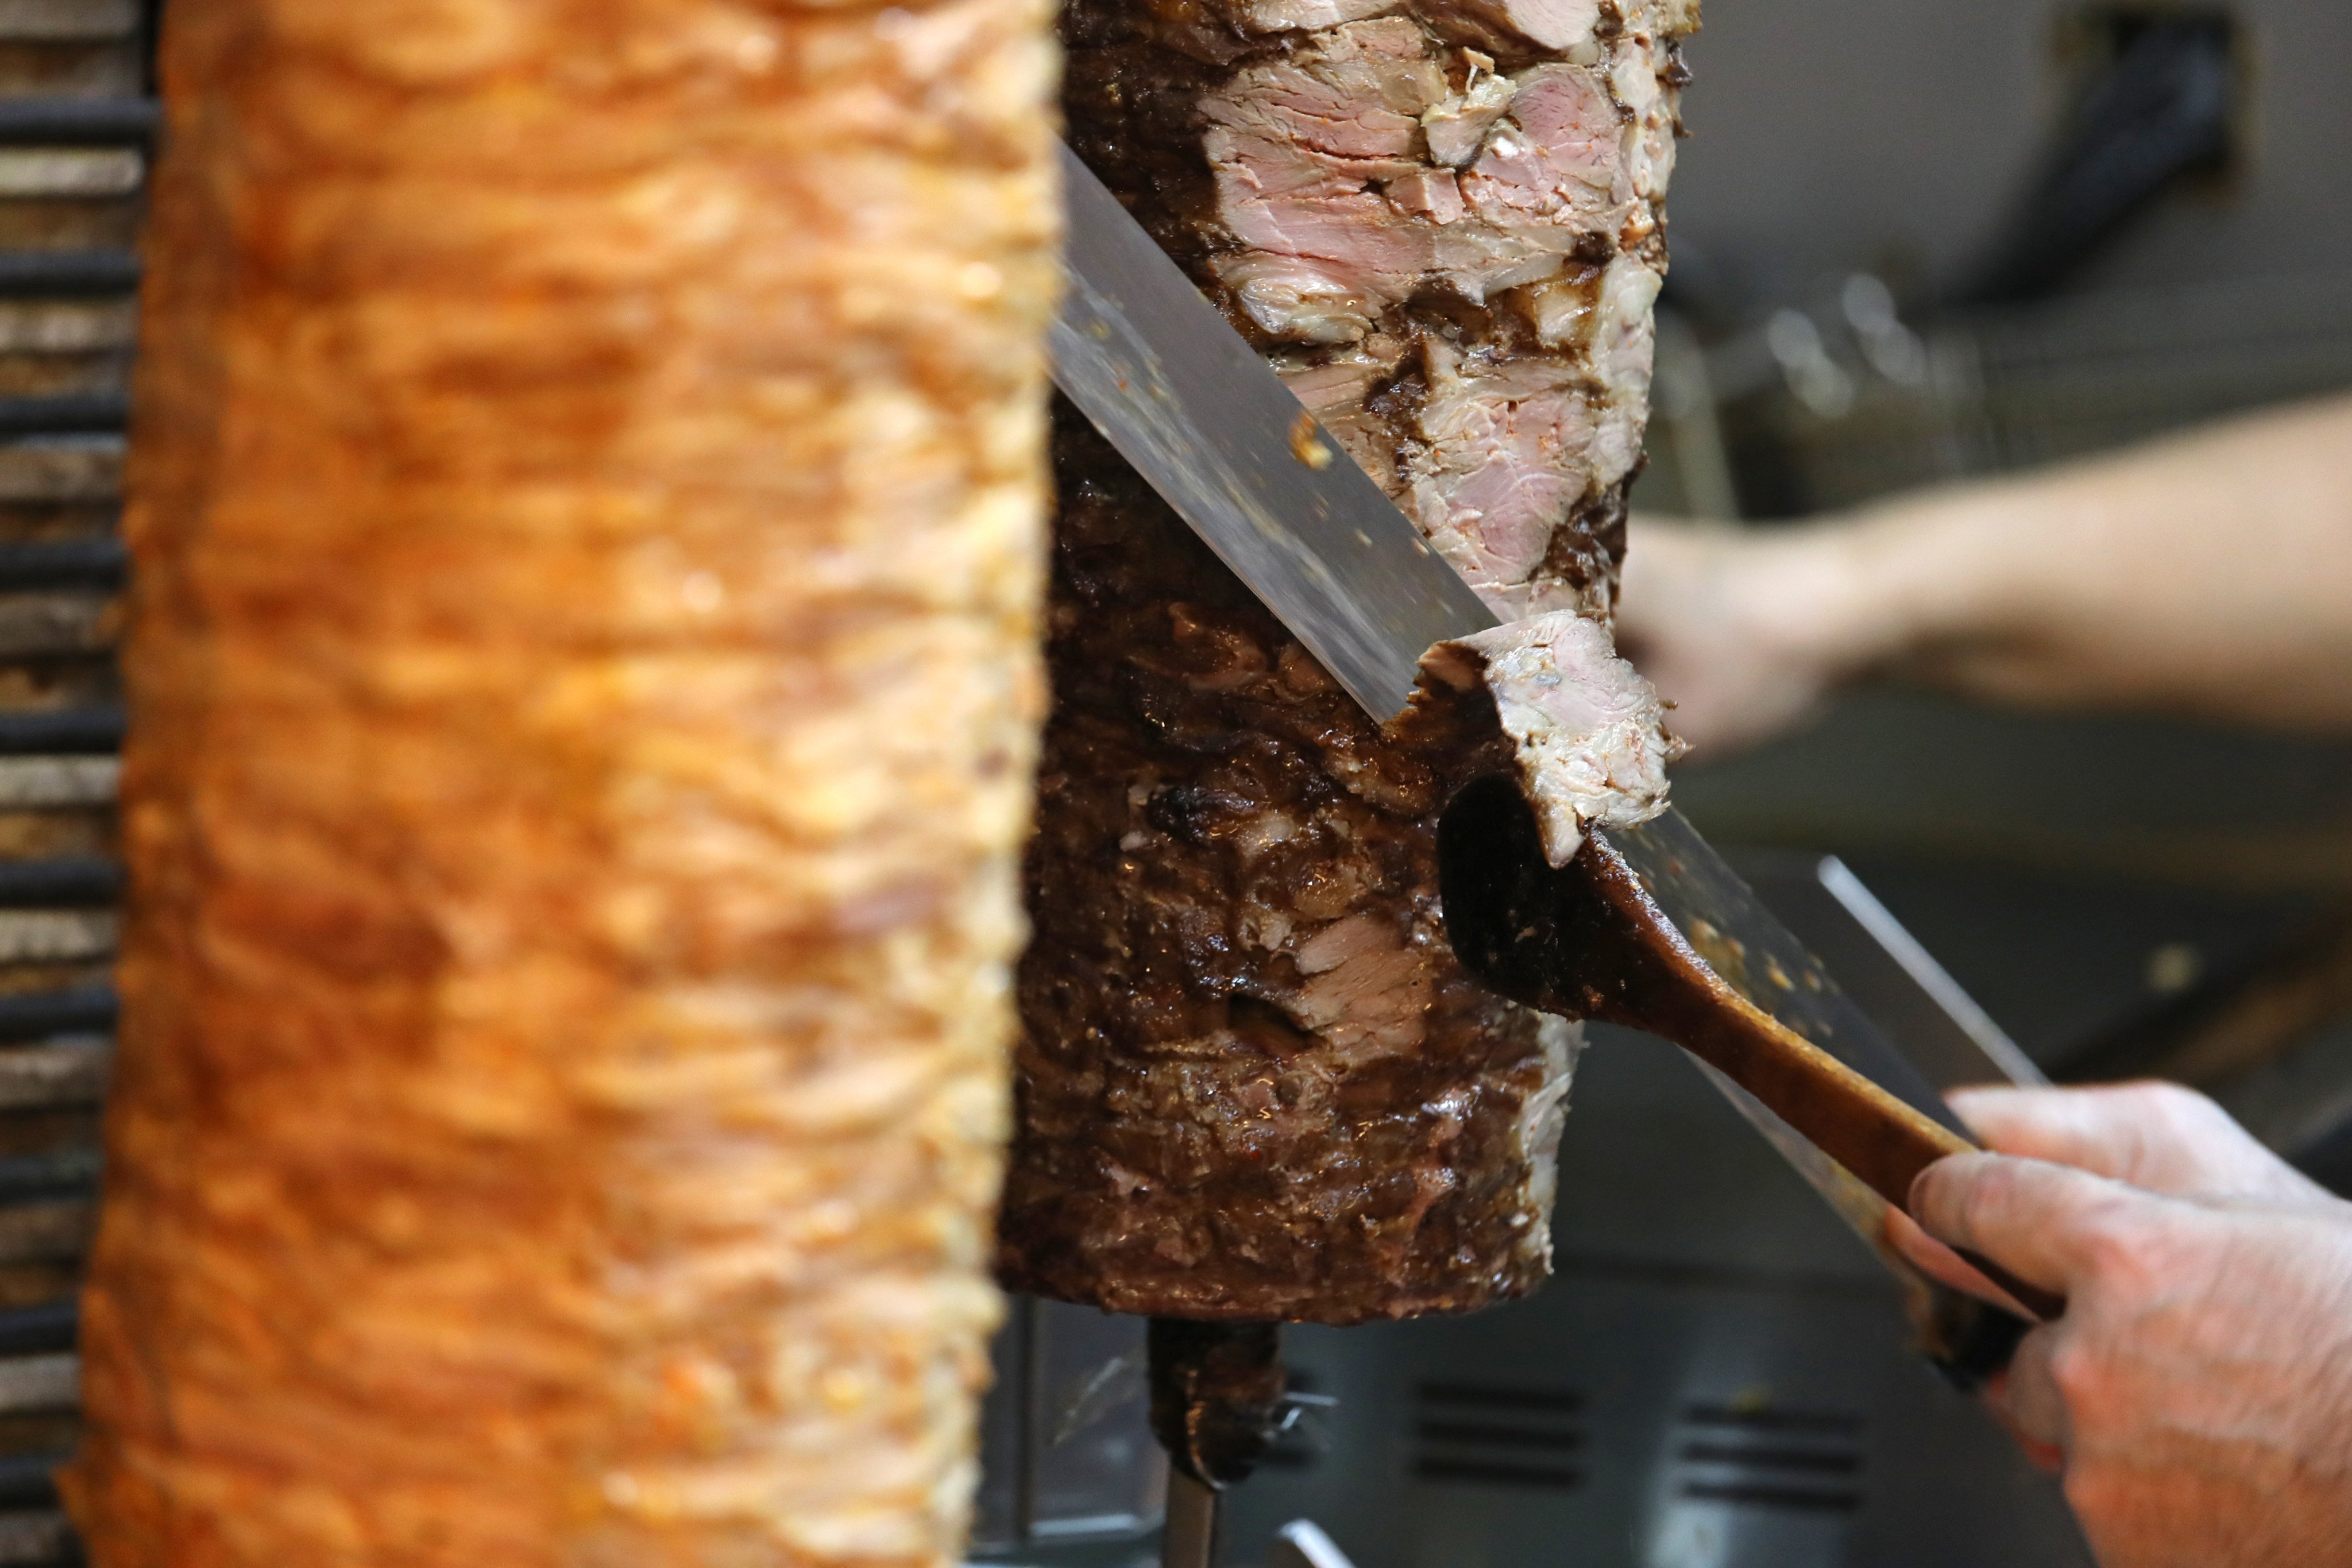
[1419, 611, 1685, 866]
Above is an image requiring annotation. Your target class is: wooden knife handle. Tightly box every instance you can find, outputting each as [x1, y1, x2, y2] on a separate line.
[1435, 780, 2067, 1323]
[1625, 967, 1972, 1210]
[1654, 980, 2066, 1323]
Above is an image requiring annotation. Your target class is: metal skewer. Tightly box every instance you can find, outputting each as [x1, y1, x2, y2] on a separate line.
[1148, 1319, 1287, 1568]
[1161, 1470, 1219, 1568]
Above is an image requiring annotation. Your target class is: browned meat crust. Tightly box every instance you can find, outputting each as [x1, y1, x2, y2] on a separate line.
[998, 0, 1694, 1324]
[1002, 414, 1563, 1322]
[63, 1, 1059, 1563]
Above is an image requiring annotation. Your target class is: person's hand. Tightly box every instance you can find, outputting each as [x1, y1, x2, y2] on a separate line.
[1897, 1083, 2352, 1568]
[1945, 1082, 2334, 1210]
[1624, 399, 2352, 748]
[1614, 519, 1880, 756]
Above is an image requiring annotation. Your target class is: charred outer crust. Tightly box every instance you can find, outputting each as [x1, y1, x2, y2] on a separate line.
[999, 412, 1549, 1323]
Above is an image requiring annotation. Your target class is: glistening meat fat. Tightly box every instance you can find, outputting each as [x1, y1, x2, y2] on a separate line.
[64, 0, 1059, 1562]
[1000, 0, 1696, 1325]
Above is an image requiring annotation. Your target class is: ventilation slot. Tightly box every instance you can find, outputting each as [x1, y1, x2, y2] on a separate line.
[1410, 1380, 1584, 1492]
[1672, 1403, 1864, 1513]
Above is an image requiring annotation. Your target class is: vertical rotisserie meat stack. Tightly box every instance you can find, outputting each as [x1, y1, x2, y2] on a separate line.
[65, 0, 1059, 1563]
[1001, 0, 1699, 1323]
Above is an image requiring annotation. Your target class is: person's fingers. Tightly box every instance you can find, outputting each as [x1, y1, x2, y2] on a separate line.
[1615, 528, 1720, 683]
[1882, 1206, 2038, 1319]
[1617, 521, 1832, 756]
[1617, 516, 1716, 588]
[1615, 519, 1714, 636]
[1949, 1083, 2191, 1184]
[1994, 1327, 2068, 1447]
[1909, 1150, 2144, 1297]
[1949, 1082, 2328, 1204]
[1890, 1195, 2070, 1467]
[1983, 1329, 2069, 1470]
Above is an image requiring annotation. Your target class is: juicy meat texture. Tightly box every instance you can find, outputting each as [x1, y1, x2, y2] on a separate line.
[1001, 419, 1579, 1323]
[1184, 5, 1690, 619]
[1002, 0, 1696, 1324]
[1416, 612, 1683, 867]
[1203, 3, 1688, 620]
[64, 1, 1058, 1564]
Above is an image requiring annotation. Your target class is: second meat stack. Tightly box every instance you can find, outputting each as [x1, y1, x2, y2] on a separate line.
[1001, 0, 1700, 1324]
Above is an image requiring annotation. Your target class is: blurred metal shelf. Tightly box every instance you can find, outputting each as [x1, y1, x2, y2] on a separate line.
[1642, 268, 2352, 521]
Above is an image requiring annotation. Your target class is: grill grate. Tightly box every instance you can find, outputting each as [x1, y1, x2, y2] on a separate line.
[1409, 1381, 1585, 1492]
[0, 0, 155, 1558]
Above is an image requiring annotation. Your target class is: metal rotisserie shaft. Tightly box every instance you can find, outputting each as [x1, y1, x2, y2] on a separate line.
[1149, 1319, 1289, 1568]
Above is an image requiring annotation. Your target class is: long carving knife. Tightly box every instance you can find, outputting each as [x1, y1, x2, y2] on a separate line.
[1048, 140, 1497, 719]
[1047, 142, 2056, 1337]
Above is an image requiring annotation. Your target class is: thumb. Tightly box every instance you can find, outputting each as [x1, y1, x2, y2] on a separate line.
[1909, 1150, 2145, 1298]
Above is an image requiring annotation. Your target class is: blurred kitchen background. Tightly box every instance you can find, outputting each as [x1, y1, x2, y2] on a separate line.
[1636, 0, 2352, 1171]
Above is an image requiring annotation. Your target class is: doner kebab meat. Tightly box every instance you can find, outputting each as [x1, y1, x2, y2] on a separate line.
[65, 0, 1058, 1562]
[999, 0, 1696, 1322]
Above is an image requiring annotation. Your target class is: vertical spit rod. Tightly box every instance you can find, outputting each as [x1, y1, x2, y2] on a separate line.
[1162, 1472, 1220, 1568]
[1149, 1319, 1288, 1568]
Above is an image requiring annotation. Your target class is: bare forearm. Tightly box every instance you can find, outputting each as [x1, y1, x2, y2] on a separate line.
[1821, 395, 2352, 729]
[1617, 395, 2352, 753]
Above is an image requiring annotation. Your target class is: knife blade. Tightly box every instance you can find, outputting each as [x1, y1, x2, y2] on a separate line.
[1048, 142, 2052, 1337]
[1048, 140, 1496, 720]
[1048, 142, 1975, 1137]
